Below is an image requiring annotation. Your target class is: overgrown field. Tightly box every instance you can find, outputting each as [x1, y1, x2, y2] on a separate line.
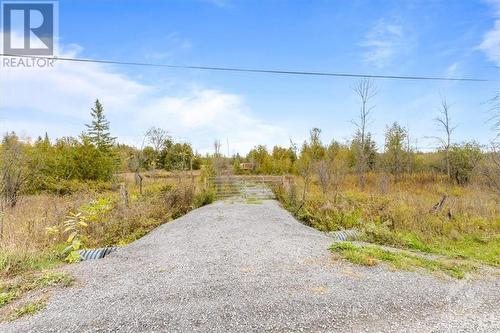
[0, 171, 213, 320]
[275, 172, 500, 271]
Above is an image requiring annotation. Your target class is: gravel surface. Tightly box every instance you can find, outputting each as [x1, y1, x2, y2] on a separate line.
[2, 200, 499, 332]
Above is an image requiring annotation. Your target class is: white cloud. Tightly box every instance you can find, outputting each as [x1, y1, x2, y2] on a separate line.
[0, 38, 288, 154]
[479, 1, 500, 65]
[445, 62, 460, 78]
[360, 19, 408, 68]
[138, 89, 288, 153]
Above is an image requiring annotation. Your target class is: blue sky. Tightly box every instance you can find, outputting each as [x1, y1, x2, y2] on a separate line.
[1, 0, 499, 154]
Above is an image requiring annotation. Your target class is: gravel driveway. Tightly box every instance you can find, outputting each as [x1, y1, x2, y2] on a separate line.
[2, 200, 499, 332]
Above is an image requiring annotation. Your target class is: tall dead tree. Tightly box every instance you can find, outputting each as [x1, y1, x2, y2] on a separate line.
[482, 91, 500, 194]
[145, 127, 169, 171]
[128, 132, 150, 195]
[352, 78, 377, 189]
[317, 159, 331, 195]
[405, 123, 414, 174]
[146, 127, 169, 153]
[434, 96, 456, 181]
[490, 91, 500, 139]
[213, 140, 223, 176]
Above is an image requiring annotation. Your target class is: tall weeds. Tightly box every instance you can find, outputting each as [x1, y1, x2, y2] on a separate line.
[0, 172, 214, 277]
[275, 172, 499, 266]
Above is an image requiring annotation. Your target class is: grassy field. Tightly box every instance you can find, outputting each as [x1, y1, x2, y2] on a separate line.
[275, 172, 500, 274]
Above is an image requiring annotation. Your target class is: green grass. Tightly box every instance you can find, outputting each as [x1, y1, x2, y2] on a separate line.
[0, 246, 65, 278]
[8, 299, 46, 321]
[362, 228, 500, 267]
[0, 291, 17, 306]
[330, 241, 475, 279]
[0, 272, 74, 309]
[428, 235, 500, 267]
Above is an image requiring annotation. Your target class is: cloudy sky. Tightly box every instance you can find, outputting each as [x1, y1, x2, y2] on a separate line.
[1, 0, 499, 154]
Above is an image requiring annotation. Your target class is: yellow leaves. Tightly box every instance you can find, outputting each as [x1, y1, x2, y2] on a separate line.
[80, 197, 113, 222]
[45, 226, 59, 235]
[65, 251, 82, 263]
[61, 210, 88, 262]
[67, 231, 77, 243]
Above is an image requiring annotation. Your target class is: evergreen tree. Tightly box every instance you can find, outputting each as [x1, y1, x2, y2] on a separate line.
[351, 131, 377, 171]
[85, 99, 115, 151]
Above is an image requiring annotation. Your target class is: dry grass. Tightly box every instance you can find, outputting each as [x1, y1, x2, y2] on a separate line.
[277, 172, 500, 267]
[1, 193, 95, 252]
[0, 171, 212, 278]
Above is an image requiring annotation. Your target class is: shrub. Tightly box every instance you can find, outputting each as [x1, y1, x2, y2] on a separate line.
[449, 142, 482, 185]
[194, 189, 215, 208]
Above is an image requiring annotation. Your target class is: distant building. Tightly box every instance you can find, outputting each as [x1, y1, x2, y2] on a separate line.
[239, 162, 255, 171]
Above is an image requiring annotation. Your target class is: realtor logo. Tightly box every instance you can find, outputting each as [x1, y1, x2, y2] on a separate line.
[1, 0, 58, 55]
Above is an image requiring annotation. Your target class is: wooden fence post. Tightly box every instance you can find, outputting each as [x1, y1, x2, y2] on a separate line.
[120, 183, 129, 208]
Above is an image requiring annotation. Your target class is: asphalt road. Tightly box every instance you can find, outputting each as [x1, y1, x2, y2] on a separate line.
[2, 200, 499, 332]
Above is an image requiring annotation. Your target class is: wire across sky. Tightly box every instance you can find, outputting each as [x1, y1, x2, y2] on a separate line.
[0, 53, 493, 82]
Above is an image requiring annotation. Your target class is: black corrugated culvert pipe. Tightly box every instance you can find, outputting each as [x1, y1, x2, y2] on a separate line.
[78, 247, 118, 261]
[328, 229, 359, 241]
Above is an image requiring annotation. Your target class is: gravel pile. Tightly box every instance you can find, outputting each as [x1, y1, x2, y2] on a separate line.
[2, 200, 498, 332]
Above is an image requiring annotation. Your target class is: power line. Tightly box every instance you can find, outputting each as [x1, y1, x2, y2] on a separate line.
[0, 53, 492, 82]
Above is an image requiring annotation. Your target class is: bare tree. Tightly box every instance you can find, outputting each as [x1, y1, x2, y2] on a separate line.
[405, 123, 414, 174]
[480, 144, 500, 194]
[481, 92, 500, 193]
[352, 78, 377, 189]
[145, 127, 169, 153]
[434, 96, 456, 181]
[213, 140, 223, 176]
[317, 159, 331, 195]
[214, 140, 221, 156]
[490, 91, 500, 139]
[127, 133, 150, 195]
[145, 127, 169, 171]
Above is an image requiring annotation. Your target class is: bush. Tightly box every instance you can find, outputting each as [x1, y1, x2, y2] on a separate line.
[194, 189, 215, 208]
[449, 142, 482, 185]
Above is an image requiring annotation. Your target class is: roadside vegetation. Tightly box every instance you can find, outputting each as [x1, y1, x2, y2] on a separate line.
[274, 171, 499, 269]
[0, 100, 215, 318]
[233, 80, 498, 276]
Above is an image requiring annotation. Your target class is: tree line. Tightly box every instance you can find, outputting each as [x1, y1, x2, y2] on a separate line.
[0, 100, 201, 207]
[1, 79, 499, 207]
[227, 79, 499, 195]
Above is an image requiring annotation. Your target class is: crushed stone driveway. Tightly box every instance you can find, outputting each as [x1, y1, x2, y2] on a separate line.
[2, 200, 499, 333]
